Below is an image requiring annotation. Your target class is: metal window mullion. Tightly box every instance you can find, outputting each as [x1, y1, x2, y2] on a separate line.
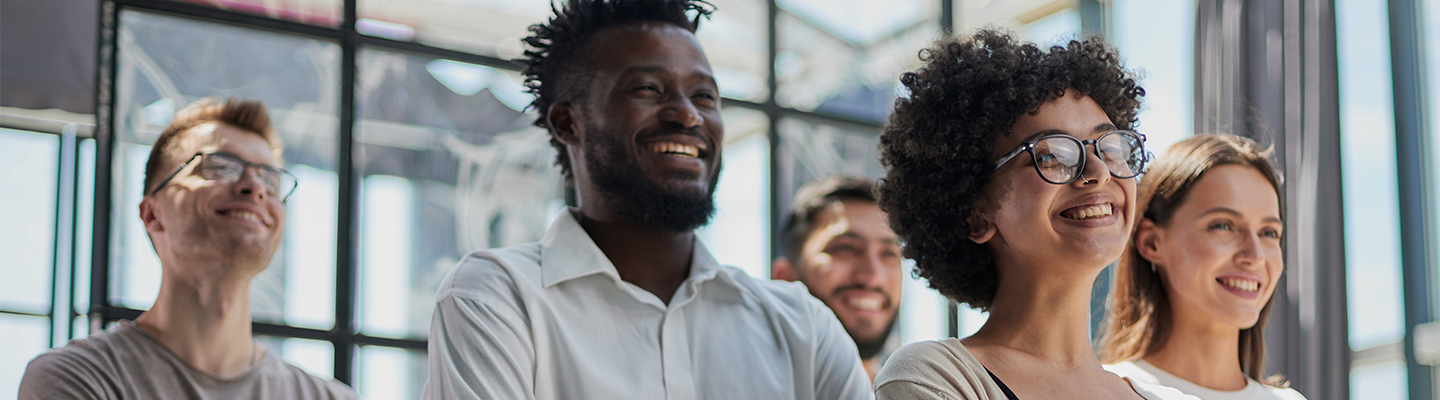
[1386, 0, 1436, 398]
[333, 0, 360, 385]
[91, 0, 119, 333]
[51, 127, 79, 347]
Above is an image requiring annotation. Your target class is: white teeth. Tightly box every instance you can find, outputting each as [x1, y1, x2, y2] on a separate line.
[647, 142, 699, 157]
[228, 210, 262, 225]
[847, 297, 883, 311]
[1065, 204, 1113, 219]
[1219, 278, 1260, 292]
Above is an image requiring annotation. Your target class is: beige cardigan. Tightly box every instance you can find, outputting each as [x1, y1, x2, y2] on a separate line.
[874, 338, 1199, 400]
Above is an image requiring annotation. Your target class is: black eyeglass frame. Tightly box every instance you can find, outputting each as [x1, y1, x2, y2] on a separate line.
[148, 152, 299, 203]
[986, 130, 1150, 185]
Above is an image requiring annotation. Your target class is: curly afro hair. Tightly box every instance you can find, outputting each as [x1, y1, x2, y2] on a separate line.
[877, 28, 1145, 310]
[519, 0, 714, 179]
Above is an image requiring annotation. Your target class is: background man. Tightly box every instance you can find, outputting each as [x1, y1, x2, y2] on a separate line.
[422, 1, 870, 399]
[773, 176, 905, 381]
[19, 98, 356, 399]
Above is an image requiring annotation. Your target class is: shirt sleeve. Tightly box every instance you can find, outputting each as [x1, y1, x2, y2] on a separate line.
[421, 290, 535, 400]
[808, 298, 875, 400]
[18, 352, 107, 400]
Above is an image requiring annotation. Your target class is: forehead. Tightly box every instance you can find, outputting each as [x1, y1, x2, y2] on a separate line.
[1182, 164, 1280, 216]
[994, 92, 1112, 158]
[811, 200, 896, 237]
[183, 122, 279, 166]
[585, 21, 711, 77]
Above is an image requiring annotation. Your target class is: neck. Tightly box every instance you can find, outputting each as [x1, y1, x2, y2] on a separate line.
[135, 260, 259, 378]
[966, 258, 1104, 367]
[1143, 311, 1248, 391]
[573, 208, 693, 304]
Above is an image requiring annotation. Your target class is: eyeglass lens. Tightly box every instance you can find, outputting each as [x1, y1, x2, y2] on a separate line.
[197, 154, 291, 197]
[1031, 132, 1143, 183]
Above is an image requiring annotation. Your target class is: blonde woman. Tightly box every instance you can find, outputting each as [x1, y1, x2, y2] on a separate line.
[1099, 134, 1306, 400]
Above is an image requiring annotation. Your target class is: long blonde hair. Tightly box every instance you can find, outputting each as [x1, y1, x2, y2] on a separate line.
[1097, 134, 1285, 384]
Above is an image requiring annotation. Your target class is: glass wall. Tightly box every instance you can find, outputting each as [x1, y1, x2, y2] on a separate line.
[1336, 0, 1411, 397]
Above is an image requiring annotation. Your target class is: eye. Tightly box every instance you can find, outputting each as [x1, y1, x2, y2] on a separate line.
[1260, 228, 1282, 239]
[825, 243, 859, 256]
[1208, 221, 1233, 231]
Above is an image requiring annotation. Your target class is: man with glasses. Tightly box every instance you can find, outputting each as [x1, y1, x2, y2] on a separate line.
[422, 0, 870, 398]
[20, 98, 356, 399]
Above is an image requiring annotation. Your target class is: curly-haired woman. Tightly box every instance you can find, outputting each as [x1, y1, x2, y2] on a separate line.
[872, 29, 1194, 400]
[1098, 134, 1307, 400]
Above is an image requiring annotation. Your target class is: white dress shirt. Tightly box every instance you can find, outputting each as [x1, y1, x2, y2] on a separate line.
[423, 211, 873, 400]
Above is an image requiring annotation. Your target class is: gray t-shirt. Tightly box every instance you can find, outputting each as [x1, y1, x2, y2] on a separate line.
[19, 321, 357, 400]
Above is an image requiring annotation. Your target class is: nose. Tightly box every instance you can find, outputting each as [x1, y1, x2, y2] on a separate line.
[232, 165, 269, 202]
[852, 249, 885, 284]
[658, 93, 703, 129]
[1073, 148, 1112, 186]
[1234, 230, 1264, 267]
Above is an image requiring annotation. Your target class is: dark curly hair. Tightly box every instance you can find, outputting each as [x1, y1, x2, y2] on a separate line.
[876, 28, 1145, 310]
[519, 0, 714, 179]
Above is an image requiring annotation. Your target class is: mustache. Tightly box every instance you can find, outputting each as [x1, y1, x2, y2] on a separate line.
[829, 285, 893, 308]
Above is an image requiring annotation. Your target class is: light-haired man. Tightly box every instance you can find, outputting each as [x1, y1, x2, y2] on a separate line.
[773, 176, 905, 382]
[20, 98, 357, 399]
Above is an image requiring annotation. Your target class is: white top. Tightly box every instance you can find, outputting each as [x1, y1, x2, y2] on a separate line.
[1105, 360, 1308, 400]
[876, 339, 1199, 400]
[422, 211, 872, 400]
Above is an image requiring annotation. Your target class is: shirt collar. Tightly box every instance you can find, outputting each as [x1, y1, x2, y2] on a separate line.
[538, 209, 756, 301]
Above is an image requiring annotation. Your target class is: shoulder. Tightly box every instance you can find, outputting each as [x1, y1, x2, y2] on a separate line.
[436, 244, 542, 303]
[874, 339, 993, 400]
[875, 339, 990, 395]
[1128, 380, 1203, 400]
[727, 271, 819, 311]
[1104, 361, 1160, 385]
[1263, 385, 1309, 400]
[18, 332, 133, 397]
[271, 362, 359, 400]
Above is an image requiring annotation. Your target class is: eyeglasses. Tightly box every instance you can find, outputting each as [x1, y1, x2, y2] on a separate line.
[987, 130, 1149, 185]
[149, 152, 298, 203]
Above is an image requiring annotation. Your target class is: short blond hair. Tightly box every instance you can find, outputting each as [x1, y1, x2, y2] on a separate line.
[143, 98, 283, 194]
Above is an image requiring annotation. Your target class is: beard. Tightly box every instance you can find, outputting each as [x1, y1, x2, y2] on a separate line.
[584, 124, 720, 232]
[851, 313, 897, 359]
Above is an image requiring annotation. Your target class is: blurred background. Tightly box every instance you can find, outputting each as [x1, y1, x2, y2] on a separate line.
[0, 0, 1432, 399]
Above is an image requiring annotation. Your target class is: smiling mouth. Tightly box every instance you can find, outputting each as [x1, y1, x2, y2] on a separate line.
[846, 296, 885, 311]
[1218, 277, 1260, 292]
[646, 141, 700, 158]
[218, 209, 265, 226]
[1060, 203, 1114, 220]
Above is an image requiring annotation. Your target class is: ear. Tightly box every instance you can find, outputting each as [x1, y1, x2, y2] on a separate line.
[139, 197, 164, 234]
[547, 101, 583, 147]
[967, 203, 996, 244]
[771, 257, 799, 281]
[1135, 218, 1165, 266]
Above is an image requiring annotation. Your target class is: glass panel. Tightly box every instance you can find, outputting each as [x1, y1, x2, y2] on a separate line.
[112, 11, 341, 331]
[358, 346, 427, 400]
[72, 315, 89, 340]
[1337, 0, 1407, 353]
[1112, 0, 1195, 151]
[0, 129, 58, 314]
[75, 139, 96, 316]
[0, 314, 52, 399]
[356, 0, 766, 102]
[355, 48, 563, 339]
[257, 335, 336, 380]
[1424, 0, 1440, 317]
[1022, 7, 1079, 47]
[168, 0, 341, 27]
[776, 0, 939, 120]
[697, 107, 770, 279]
[1350, 360, 1409, 399]
[898, 259, 949, 345]
[775, 117, 884, 209]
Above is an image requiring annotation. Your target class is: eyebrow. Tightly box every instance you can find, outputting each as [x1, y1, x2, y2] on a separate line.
[1201, 206, 1284, 225]
[831, 231, 902, 246]
[1019, 123, 1118, 143]
[619, 65, 717, 86]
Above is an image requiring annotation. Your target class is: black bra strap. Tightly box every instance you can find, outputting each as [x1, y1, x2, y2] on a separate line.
[984, 367, 1021, 400]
